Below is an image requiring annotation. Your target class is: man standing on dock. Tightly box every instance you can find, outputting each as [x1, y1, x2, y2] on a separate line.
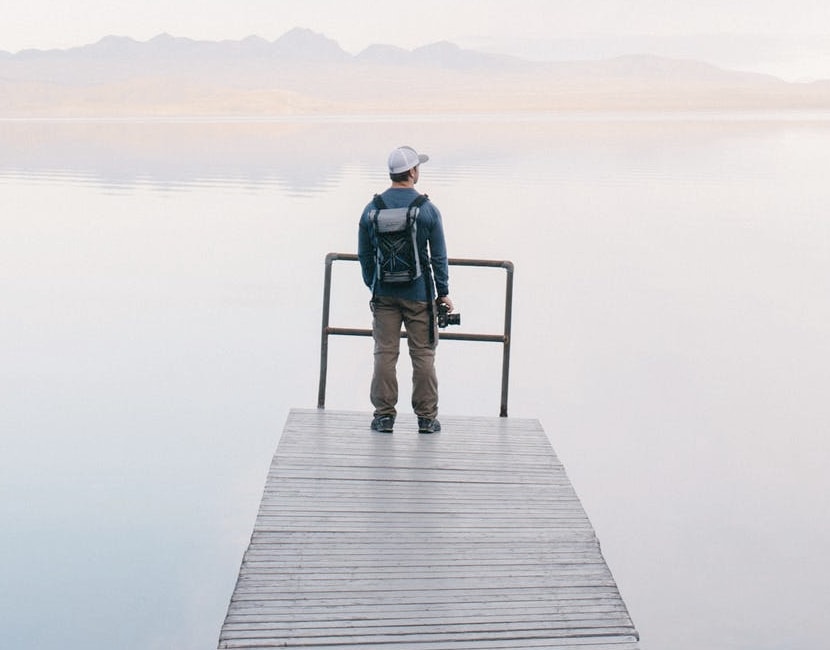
[358, 146, 454, 434]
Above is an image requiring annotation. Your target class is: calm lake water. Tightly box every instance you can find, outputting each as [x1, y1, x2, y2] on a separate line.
[2, 114, 829, 650]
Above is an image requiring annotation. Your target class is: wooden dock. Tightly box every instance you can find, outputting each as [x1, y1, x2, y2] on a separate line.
[218, 408, 639, 649]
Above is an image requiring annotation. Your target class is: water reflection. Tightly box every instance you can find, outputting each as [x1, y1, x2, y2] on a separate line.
[2, 115, 830, 650]
[2, 120, 357, 194]
[5, 115, 813, 193]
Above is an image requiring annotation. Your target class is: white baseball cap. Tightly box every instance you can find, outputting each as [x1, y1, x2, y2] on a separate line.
[388, 146, 429, 174]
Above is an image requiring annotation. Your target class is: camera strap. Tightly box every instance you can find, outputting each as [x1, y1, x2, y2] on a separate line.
[424, 264, 436, 345]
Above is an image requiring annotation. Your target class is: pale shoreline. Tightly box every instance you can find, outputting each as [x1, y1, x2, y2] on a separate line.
[4, 44, 830, 119]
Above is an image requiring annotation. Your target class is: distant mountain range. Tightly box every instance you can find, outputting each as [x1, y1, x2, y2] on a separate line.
[2, 28, 829, 117]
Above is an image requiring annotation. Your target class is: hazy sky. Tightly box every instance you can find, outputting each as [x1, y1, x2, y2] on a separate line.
[5, 0, 830, 80]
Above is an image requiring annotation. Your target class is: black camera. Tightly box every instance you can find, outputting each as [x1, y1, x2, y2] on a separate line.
[436, 301, 460, 328]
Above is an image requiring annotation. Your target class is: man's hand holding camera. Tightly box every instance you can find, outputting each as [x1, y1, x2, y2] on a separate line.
[436, 296, 460, 328]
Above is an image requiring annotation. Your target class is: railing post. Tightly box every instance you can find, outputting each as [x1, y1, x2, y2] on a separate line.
[500, 261, 514, 417]
[317, 253, 337, 409]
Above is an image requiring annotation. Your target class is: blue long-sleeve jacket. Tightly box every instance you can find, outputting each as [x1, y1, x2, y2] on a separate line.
[358, 188, 449, 301]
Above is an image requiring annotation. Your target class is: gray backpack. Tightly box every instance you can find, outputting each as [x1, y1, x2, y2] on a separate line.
[369, 194, 429, 284]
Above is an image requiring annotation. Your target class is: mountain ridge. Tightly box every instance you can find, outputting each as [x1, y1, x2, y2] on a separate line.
[1, 28, 536, 70]
[2, 28, 829, 117]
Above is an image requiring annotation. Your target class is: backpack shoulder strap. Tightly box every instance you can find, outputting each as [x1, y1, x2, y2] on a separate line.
[409, 193, 429, 209]
[372, 194, 387, 210]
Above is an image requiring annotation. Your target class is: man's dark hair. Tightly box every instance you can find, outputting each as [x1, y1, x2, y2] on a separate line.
[390, 167, 414, 183]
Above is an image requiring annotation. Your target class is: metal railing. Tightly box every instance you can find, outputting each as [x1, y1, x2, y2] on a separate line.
[318, 253, 515, 417]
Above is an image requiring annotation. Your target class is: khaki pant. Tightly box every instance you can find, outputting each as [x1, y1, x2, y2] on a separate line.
[370, 296, 438, 419]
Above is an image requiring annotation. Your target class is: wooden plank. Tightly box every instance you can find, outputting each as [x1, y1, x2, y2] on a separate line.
[218, 409, 639, 649]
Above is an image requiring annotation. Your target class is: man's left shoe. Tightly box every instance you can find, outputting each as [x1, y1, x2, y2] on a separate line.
[417, 417, 441, 434]
[370, 415, 395, 433]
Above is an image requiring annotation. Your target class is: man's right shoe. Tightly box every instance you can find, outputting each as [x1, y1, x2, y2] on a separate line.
[370, 415, 395, 433]
[417, 417, 441, 434]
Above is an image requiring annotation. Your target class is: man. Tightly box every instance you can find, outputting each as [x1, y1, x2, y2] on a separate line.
[358, 145, 454, 434]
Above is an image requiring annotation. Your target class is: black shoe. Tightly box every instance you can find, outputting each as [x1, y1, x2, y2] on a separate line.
[417, 417, 441, 434]
[370, 415, 395, 433]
